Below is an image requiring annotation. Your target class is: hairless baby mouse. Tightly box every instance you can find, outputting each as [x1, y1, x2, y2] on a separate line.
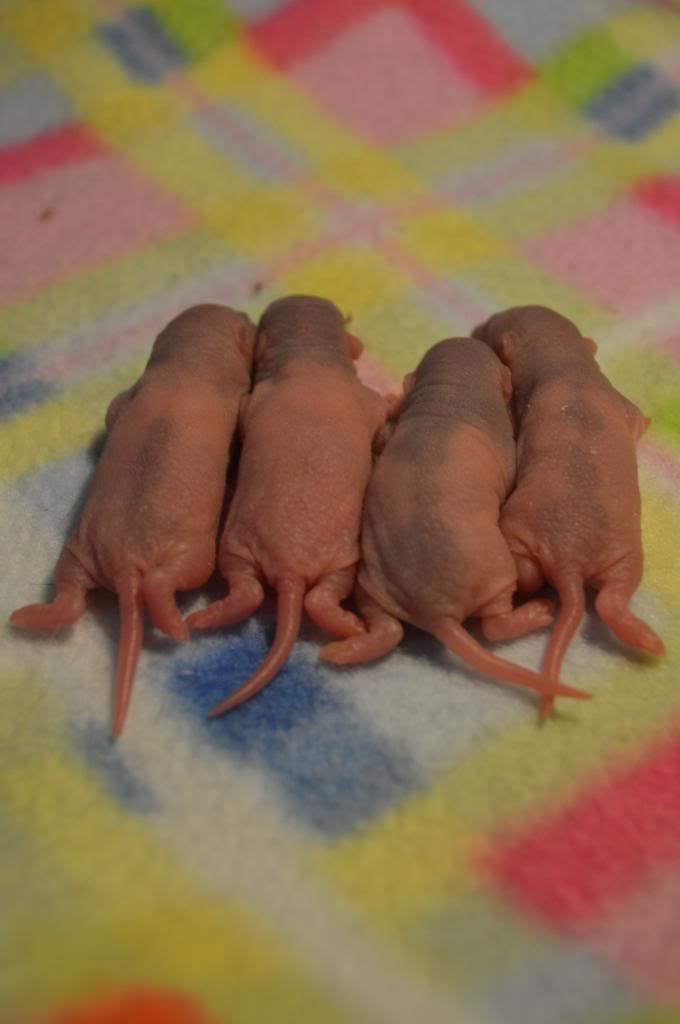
[10, 304, 254, 735]
[187, 294, 389, 716]
[322, 338, 589, 708]
[473, 305, 664, 713]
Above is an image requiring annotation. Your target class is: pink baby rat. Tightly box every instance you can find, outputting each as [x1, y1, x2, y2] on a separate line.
[10, 304, 254, 735]
[322, 338, 589, 708]
[473, 305, 664, 711]
[187, 294, 389, 716]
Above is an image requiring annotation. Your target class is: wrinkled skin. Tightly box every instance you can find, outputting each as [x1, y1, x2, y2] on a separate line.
[322, 338, 589, 709]
[10, 304, 254, 735]
[473, 304, 664, 712]
[187, 294, 389, 716]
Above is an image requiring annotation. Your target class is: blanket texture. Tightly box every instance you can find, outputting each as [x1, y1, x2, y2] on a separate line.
[1, 1, 680, 1022]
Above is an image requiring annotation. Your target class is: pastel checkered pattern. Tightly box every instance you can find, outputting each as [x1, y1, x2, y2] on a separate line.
[1, 2, 679, 1022]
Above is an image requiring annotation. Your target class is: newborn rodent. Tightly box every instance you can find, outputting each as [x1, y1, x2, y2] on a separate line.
[187, 294, 389, 716]
[473, 304, 664, 712]
[10, 304, 254, 735]
[322, 337, 589, 708]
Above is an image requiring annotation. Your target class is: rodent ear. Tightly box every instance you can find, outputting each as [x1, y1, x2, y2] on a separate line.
[632, 410, 652, 442]
[582, 335, 598, 355]
[498, 331, 517, 365]
[254, 330, 268, 363]
[631, 413, 651, 443]
[499, 364, 512, 402]
[622, 396, 650, 441]
[402, 371, 417, 395]
[384, 391, 404, 421]
[237, 324, 254, 361]
[105, 388, 130, 432]
[373, 419, 397, 456]
[345, 331, 364, 360]
[105, 384, 138, 431]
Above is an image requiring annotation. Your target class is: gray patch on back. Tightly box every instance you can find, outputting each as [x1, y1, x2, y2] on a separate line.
[256, 296, 353, 380]
[384, 508, 468, 620]
[396, 338, 514, 473]
[145, 306, 251, 391]
[389, 407, 450, 468]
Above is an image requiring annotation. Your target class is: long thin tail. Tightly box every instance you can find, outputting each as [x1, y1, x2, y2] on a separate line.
[208, 578, 304, 718]
[540, 577, 586, 719]
[112, 578, 145, 738]
[433, 619, 590, 704]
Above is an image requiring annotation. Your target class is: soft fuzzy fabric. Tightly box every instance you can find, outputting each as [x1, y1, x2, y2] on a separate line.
[1, 2, 679, 1022]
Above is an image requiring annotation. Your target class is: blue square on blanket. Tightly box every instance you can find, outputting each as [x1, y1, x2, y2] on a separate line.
[0, 354, 54, 421]
[586, 63, 680, 141]
[96, 7, 187, 84]
[170, 630, 422, 837]
[0, 73, 73, 147]
[72, 721, 159, 814]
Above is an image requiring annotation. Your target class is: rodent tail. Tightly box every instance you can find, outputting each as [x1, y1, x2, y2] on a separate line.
[433, 618, 590, 704]
[112, 577, 145, 738]
[540, 577, 586, 719]
[208, 577, 304, 718]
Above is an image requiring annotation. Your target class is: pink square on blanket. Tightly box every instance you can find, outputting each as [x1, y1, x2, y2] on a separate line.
[590, 865, 680, 1002]
[0, 124, 104, 188]
[635, 175, 680, 231]
[292, 5, 485, 146]
[527, 200, 680, 314]
[406, 0, 531, 97]
[0, 155, 192, 304]
[250, 0, 530, 97]
[484, 731, 680, 932]
[249, 0, 382, 69]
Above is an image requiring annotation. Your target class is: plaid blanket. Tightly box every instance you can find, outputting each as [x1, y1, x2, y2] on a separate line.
[1, 1, 679, 1022]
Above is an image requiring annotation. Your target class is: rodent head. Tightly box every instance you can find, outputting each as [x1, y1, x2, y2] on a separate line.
[254, 295, 361, 374]
[473, 305, 596, 368]
[408, 337, 511, 403]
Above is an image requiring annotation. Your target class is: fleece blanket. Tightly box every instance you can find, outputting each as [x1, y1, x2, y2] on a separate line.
[1, 1, 680, 1022]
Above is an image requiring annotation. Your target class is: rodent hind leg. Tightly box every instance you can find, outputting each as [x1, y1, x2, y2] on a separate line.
[321, 586, 403, 665]
[595, 565, 664, 656]
[512, 554, 545, 597]
[10, 547, 92, 631]
[186, 554, 264, 631]
[304, 566, 365, 639]
[142, 567, 190, 642]
[481, 597, 555, 642]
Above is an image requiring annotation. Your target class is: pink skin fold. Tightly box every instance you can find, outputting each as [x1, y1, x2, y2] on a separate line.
[473, 305, 664, 716]
[10, 305, 254, 736]
[186, 294, 390, 717]
[321, 337, 590, 711]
